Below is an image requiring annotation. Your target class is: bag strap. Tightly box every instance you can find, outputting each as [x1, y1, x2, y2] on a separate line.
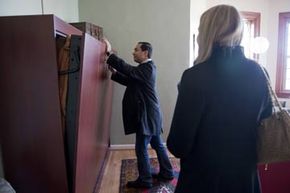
[259, 65, 283, 111]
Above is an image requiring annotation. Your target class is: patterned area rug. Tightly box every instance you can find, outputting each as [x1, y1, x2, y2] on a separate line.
[119, 157, 180, 193]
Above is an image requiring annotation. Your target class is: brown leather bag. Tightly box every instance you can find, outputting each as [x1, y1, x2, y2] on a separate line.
[257, 66, 290, 164]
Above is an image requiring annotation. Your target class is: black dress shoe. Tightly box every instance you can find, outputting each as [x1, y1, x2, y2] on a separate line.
[126, 179, 152, 189]
[152, 173, 174, 181]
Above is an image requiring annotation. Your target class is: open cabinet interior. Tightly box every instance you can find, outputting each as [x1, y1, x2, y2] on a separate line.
[0, 15, 112, 193]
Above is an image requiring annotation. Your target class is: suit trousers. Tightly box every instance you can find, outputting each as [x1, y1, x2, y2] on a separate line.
[135, 131, 173, 183]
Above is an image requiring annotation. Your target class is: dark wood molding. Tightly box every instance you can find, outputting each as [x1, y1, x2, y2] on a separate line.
[275, 12, 290, 98]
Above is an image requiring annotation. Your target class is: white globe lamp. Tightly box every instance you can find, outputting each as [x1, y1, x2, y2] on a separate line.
[251, 36, 270, 54]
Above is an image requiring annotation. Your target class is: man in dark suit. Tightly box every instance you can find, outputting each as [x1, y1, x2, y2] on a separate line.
[105, 41, 174, 189]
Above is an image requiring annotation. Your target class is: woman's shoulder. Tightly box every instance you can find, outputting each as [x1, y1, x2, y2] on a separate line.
[180, 63, 210, 87]
[241, 57, 264, 74]
[183, 61, 212, 78]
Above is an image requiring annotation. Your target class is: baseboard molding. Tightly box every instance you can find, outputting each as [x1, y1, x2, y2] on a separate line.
[109, 143, 167, 150]
[109, 144, 135, 150]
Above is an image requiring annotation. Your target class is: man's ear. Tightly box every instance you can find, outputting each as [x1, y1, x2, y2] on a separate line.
[144, 50, 149, 58]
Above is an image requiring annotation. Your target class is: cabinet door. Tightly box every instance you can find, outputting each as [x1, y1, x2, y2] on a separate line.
[74, 34, 107, 193]
[0, 15, 69, 193]
[259, 162, 290, 193]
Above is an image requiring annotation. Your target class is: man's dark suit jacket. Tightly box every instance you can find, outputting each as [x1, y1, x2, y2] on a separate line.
[107, 54, 162, 135]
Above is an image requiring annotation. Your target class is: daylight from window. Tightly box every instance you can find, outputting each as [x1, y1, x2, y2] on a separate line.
[241, 19, 255, 59]
[285, 22, 290, 89]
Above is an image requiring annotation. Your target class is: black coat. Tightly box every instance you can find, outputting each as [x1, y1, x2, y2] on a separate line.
[167, 46, 272, 193]
[107, 54, 162, 135]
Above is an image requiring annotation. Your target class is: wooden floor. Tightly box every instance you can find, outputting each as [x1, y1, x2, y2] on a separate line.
[98, 149, 161, 193]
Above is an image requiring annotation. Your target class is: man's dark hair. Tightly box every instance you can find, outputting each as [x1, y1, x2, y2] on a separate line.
[138, 42, 153, 58]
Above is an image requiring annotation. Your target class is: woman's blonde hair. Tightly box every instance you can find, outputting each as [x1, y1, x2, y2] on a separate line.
[195, 4, 244, 64]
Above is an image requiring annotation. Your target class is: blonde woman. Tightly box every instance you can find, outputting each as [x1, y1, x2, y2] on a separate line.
[167, 5, 272, 193]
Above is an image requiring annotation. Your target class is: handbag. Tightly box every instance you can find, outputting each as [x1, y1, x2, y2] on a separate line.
[257, 66, 290, 164]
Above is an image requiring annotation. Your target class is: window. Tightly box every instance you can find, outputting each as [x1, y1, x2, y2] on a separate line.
[240, 12, 261, 61]
[275, 12, 290, 98]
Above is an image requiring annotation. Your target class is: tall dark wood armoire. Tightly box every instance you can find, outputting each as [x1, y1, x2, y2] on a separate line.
[0, 15, 112, 193]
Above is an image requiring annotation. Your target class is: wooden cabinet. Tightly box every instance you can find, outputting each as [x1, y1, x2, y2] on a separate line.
[0, 15, 112, 193]
[71, 22, 103, 40]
